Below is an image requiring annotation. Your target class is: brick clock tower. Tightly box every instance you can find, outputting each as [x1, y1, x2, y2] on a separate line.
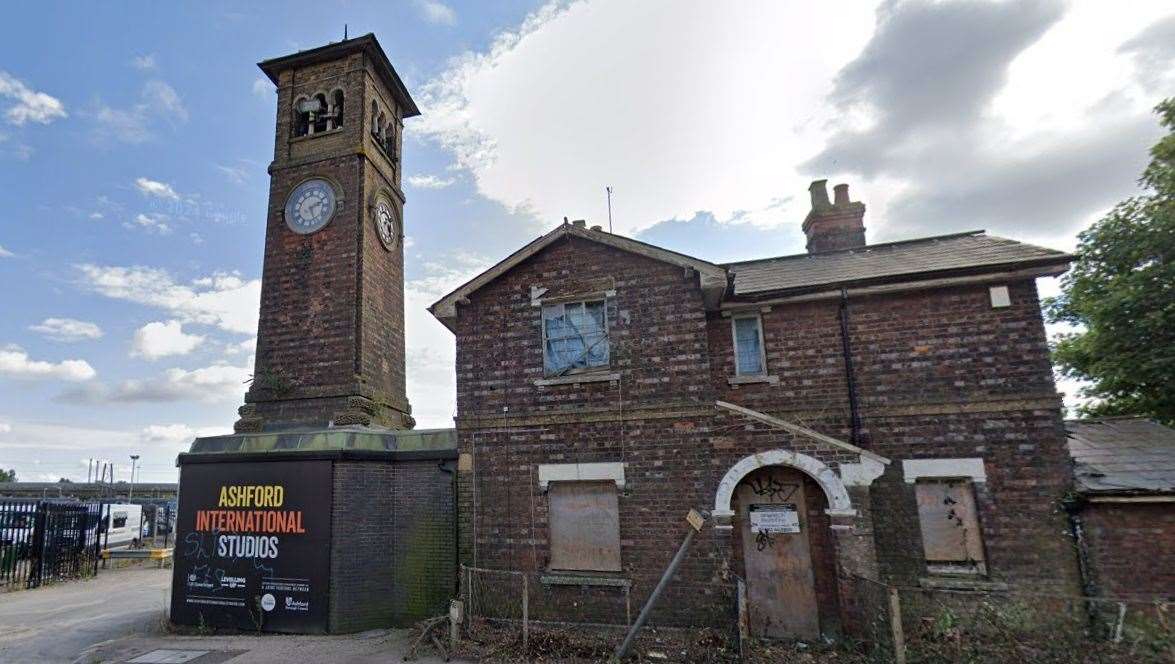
[236, 34, 419, 432]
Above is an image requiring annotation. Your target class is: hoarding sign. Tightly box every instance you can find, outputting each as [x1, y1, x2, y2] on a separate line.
[170, 460, 332, 633]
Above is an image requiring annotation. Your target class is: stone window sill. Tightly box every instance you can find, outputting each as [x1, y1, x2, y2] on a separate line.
[534, 372, 620, 387]
[541, 574, 631, 588]
[727, 374, 779, 386]
[919, 576, 1007, 592]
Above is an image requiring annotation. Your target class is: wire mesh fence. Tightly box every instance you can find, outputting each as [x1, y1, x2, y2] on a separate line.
[449, 566, 1172, 663]
[459, 564, 530, 649]
[850, 574, 1174, 664]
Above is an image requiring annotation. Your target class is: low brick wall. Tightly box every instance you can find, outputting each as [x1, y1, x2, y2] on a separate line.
[330, 455, 458, 632]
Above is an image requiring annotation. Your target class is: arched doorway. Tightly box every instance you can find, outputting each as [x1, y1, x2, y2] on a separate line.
[715, 450, 854, 640]
[733, 467, 840, 639]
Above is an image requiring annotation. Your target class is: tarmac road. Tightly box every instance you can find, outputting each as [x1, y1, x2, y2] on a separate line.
[0, 566, 171, 664]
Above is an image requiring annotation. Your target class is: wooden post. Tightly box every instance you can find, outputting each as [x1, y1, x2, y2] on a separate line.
[888, 586, 906, 664]
[449, 599, 463, 650]
[466, 565, 473, 615]
[737, 579, 749, 661]
[522, 573, 529, 654]
[1113, 602, 1127, 644]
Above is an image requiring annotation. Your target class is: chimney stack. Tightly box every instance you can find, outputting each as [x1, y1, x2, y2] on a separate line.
[802, 180, 866, 253]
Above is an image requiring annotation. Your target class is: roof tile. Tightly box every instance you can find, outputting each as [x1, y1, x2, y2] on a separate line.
[727, 231, 1070, 296]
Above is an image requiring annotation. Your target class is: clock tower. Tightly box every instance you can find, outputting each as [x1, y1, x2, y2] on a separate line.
[236, 34, 419, 432]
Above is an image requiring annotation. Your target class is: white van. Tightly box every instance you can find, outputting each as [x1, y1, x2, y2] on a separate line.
[100, 503, 149, 549]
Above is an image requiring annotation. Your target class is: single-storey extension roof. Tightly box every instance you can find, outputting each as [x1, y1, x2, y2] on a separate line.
[1066, 417, 1175, 495]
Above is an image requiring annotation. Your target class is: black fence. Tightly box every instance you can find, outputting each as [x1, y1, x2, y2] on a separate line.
[0, 500, 103, 590]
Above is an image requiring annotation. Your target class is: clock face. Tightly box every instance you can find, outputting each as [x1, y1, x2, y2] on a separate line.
[374, 200, 398, 251]
[284, 179, 337, 234]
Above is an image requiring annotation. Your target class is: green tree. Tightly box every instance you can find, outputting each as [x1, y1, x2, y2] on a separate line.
[0, 468, 16, 482]
[1047, 99, 1175, 424]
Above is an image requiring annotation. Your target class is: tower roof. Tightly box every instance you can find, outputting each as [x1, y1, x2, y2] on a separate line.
[258, 33, 420, 118]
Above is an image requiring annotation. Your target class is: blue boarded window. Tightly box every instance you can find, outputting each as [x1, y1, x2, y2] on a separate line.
[543, 300, 609, 375]
[733, 316, 765, 375]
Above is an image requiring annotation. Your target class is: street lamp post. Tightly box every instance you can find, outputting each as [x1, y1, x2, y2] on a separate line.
[129, 455, 140, 500]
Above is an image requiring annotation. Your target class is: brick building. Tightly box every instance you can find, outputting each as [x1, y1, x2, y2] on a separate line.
[1066, 417, 1175, 605]
[430, 181, 1081, 639]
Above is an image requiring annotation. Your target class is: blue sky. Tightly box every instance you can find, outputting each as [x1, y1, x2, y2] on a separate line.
[1, 1, 1172, 482]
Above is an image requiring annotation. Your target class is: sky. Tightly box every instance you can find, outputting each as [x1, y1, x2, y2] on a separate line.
[1, 0, 1172, 483]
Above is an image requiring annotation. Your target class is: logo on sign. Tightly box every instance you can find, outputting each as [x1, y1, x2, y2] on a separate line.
[221, 576, 247, 589]
[260, 593, 276, 612]
[285, 596, 310, 612]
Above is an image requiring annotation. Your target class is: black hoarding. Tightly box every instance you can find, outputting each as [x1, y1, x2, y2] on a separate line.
[171, 460, 333, 633]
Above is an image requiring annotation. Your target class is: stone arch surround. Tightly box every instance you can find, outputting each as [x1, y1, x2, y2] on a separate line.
[712, 449, 857, 528]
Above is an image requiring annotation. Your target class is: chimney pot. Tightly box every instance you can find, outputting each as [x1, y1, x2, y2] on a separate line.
[808, 180, 831, 210]
[572, 219, 586, 228]
[802, 178, 866, 254]
[833, 183, 850, 206]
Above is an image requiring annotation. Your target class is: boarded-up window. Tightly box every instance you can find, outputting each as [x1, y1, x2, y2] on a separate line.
[915, 479, 986, 575]
[548, 481, 621, 572]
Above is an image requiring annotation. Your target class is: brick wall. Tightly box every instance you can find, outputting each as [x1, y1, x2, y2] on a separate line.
[453, 235, 1079, 629]
[245, 50, 412, 430]
[329, 458, 456, 632]
[1080, 502, 1175, 602]
[714, 281, 1079, 594]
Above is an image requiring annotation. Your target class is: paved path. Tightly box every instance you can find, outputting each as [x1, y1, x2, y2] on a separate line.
[0, 567, 459, 664]
[0, 566, 171, 664]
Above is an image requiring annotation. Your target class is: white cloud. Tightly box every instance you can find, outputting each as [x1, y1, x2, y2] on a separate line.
[60, 355, 251, 405]
[190, 232, 204, 245]
[0, 345, 96, 382]
[125, 213, 173, 235]
[91, 80, 188, 144]
[0, 71, 67, 126]
[413, 0, 1172, 250]
[223, 337, 257, 356]
[0, 420, 229, 482]
[0, 421, 136, 451]
[216, 162, 250, 184]
[140, 423, 230, 448]
[89, 212, 104, 220]
[135, 177, 179, 200]
[131, 54, 157, 71]
[29, 318, 104, 343]
[414, 0, 456, 25]
[131, 320, 205, 360]
[142, 80, 188, 121]
[407, 173, 456, 189]
[77, 264, 260, 335]
[252, 77, 274, 99]
[404, 250, 494, 427]
[0, 244, 13, 257]
[413, 1, 874, 234]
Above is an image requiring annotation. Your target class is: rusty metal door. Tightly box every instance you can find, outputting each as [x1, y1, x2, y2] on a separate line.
[737, 467, 820, 640]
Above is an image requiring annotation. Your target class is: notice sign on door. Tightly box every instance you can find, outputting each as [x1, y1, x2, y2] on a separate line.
[749, 503, 800, 534]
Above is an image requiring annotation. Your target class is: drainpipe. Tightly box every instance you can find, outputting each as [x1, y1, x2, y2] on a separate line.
[1062, 493, 1099, 630]
[838, 288, 863, 445]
